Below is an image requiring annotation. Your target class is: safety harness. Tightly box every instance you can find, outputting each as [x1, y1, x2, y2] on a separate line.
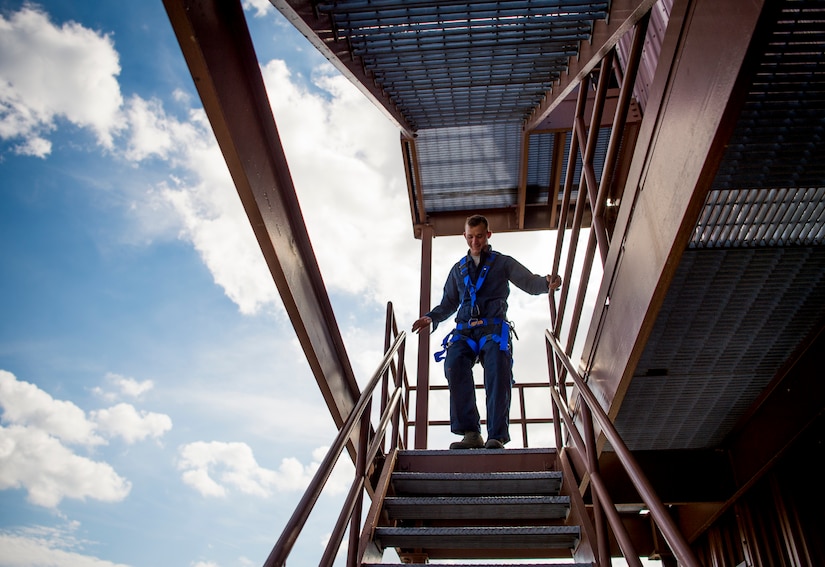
[434, 252, 516, 362]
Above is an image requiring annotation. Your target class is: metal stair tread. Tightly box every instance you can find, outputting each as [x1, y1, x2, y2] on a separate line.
[391, 470, 563, 495]
[399, 448, 555, 456]
[365, 564, 593, 566]
[374, 525, 580, 550]
[383, 495, 570, 520]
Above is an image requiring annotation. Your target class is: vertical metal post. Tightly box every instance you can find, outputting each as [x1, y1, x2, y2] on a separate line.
[546, 341, 563, 452]
[583, 403, 611, 566]
[345, 401, 371, 567]
[381, 302, 393, 453]
[391, 338, 405, 451]
[415, 224, 434, 449]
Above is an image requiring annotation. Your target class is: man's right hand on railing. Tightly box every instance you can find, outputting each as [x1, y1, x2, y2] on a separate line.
[411, 315, 432, 334]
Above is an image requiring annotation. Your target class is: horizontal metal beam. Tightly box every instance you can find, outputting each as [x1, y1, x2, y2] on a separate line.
[164, 0, 361, 435]
[414, 204, 592, 239]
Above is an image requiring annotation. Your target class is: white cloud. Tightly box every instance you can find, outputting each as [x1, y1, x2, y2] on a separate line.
[90, 403, 172, 444]
[117, 94, 278, 314]
[0, 5, 124, 156]
[0, 524, 132, 567]
[177, 441, 352, 498]
[161, 173, 278, 315]
[242, 0, 274, 18]
[92, 372, 154, 402]
[104, 372, 154, 398]
[0, 370, 103, 446]
[0, 370, 173, 508]
[0, 424, 131, 508]
[1, 4, 419, 322]
[261, 60, 420, 320]
[121, 95, 182, 162]
[111, 55, 421, 320]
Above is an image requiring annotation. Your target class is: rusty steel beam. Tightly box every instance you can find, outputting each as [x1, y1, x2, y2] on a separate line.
[163, 0, 361, 436]
[417, 205, 592, 239]
[524, 0, 657, 132]
[580, 0, 767, 416]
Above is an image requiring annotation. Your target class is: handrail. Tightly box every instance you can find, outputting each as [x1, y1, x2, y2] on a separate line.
[263, 329, 406, 567]
[547, 377, 642, 567]
[545, 330, 701, 567]
[325, 386, 405, 567]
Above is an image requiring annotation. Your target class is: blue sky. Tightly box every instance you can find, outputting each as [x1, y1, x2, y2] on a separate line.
[0, 2, 598, 566]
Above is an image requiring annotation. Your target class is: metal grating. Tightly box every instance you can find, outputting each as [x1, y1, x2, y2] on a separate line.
[711, 1, 825, 191]
[692, 187, 825, 248]
[613, 247, 825, 451]
[416, 122, 522, 213]
[317, 0, 610, 130]
[613, 0, 825, 452]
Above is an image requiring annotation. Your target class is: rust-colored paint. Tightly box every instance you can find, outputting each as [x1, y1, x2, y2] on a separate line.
[580, 0, 766, 426]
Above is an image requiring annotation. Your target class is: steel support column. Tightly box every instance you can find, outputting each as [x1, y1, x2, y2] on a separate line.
[163, 0, 361, 438]
[415, 224, 434, 448]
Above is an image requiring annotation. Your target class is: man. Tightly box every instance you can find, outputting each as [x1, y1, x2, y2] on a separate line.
[412, 214, 562, 449]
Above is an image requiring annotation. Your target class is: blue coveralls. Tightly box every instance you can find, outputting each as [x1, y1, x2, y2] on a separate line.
[427, 246, 550, 444]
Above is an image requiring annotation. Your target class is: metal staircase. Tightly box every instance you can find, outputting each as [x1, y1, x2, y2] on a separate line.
[362, 448, 588, 566]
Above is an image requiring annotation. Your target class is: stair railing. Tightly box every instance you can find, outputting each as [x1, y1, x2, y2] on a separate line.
[546, 330, 701, 567]
[263, 302, 408, 567]
[538, 12, 704, 566]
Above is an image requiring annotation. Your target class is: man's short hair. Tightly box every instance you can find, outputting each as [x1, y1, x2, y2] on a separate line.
[465, 214, 489, 231]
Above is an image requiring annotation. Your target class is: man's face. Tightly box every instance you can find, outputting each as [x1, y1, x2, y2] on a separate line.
[464, 223, 491, 255]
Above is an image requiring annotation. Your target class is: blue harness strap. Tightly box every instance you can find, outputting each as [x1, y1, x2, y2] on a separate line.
[458, 251, 497, 317]
[433, 318, 511, 362]
[434, 251, 510, 363]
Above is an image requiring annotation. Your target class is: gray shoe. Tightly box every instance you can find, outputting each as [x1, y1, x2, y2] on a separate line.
[450, 431, 485, 449]
[484, 438, 505, 449]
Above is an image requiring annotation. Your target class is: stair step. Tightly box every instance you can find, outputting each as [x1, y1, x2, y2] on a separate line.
[398, 447, 556, 468]
[374, 525, 580, 551]
[366, 564, 592, 567]
[391, 470, 563, 495]
[384, 495, 570, 521]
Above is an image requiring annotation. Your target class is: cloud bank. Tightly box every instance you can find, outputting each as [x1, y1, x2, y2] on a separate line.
[0, 5, 123, 156]
[177, 441, 352, 498]
[0, 370, 171, 508]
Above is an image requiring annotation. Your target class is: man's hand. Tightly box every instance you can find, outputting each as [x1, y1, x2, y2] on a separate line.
[411, 316, 432, 334]
[546, 274, 562, 291]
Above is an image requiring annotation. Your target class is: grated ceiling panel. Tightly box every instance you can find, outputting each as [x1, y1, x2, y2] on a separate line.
[613, 247, 825, 451]
[692, 187, 825, 248]
[611, 0, 825, 453]
[712, 1, 825, 190]
[317, 0, 610, 130]
[416, 122, 522, 213]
